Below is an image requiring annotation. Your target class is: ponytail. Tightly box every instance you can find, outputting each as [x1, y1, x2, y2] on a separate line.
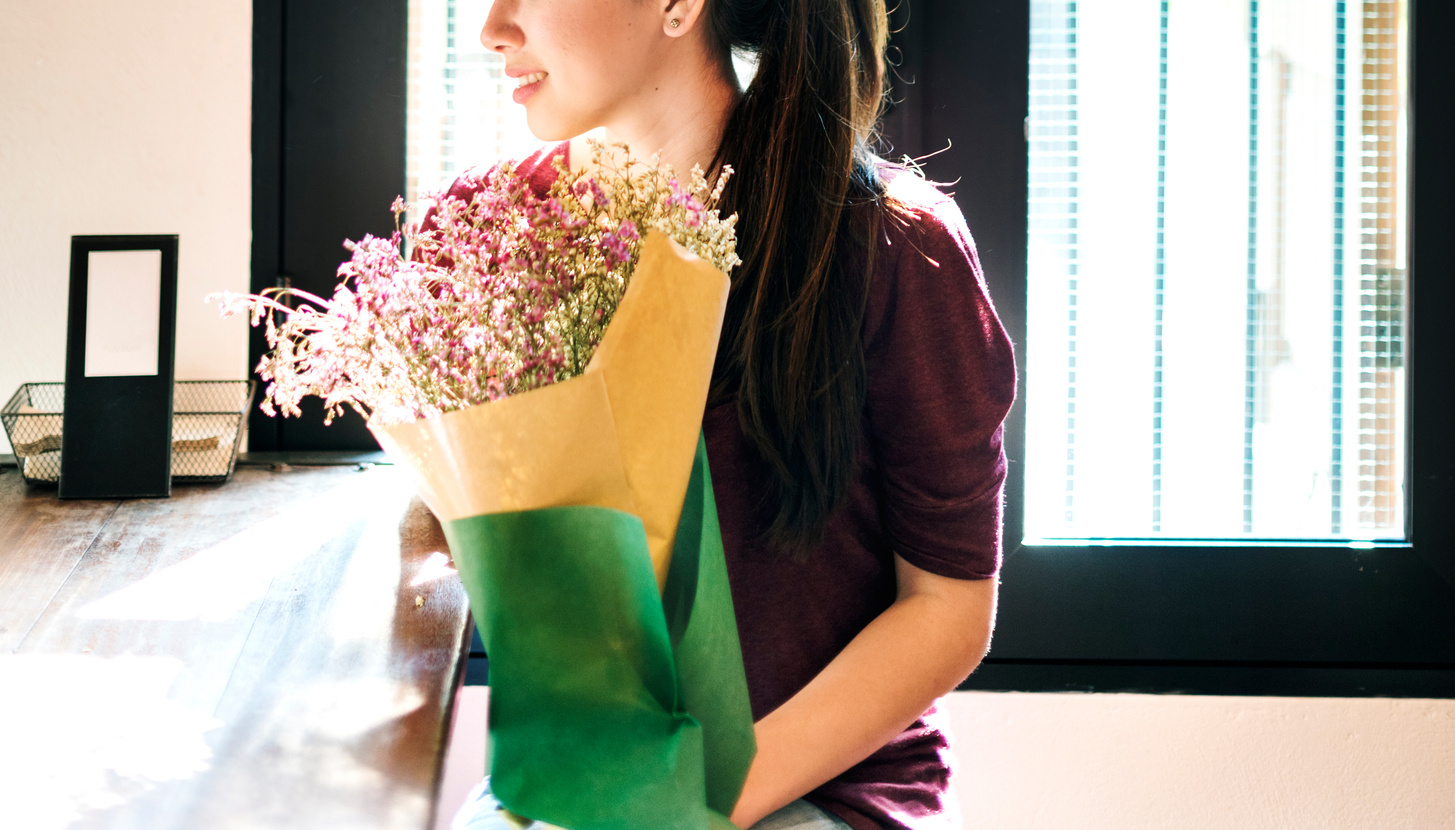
[707, 0, 892, 556]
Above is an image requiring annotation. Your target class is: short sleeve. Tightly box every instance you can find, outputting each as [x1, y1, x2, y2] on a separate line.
[410, 142, 567, 266]
[863, 172, 1017, 579]
[410, 174, 485, 266]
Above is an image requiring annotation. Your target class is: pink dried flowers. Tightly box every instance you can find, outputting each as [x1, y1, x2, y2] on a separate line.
[209, 142, 739, 426]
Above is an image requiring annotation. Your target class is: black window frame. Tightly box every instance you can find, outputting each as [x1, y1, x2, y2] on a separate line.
[881, 0, 1455, 697]
[254, 0, 1455, 697]
[250, 0, 406, 453]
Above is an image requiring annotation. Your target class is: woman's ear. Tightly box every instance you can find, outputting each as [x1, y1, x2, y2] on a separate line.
[661, 0, 708, 37]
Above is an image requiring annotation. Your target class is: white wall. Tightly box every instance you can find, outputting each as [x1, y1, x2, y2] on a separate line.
[0, 0, 252, 454]
[437, 689, 1455, 829]
[947, 692, 1455, 829]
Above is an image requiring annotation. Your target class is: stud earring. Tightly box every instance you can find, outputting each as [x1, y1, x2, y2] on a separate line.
[669, 18, 681, 28]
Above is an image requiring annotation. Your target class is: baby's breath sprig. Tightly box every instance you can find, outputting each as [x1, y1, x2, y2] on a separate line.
[209, 140, 739, 427]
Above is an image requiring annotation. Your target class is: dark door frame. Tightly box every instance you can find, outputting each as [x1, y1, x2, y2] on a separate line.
[253, 0, 1455, 696]
[250, 0, 407, 452]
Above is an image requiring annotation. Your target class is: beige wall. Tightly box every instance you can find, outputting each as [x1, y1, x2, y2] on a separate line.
[945, 691, 1455, 828]
[0, 0, 252, 454]
[440, 689, 1455, 829]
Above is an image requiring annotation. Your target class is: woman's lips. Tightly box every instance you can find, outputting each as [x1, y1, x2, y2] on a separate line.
[512, 71, 547, 104]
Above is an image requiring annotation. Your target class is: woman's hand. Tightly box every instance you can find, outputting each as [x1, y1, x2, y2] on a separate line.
[727, 555, 999, 828]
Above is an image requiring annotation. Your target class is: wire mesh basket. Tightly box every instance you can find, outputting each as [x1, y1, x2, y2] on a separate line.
[2, 383, 64, 485]
[1, 381, 256, 487]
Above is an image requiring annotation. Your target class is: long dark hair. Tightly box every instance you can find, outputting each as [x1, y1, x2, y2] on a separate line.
[706, 0, 892, 555]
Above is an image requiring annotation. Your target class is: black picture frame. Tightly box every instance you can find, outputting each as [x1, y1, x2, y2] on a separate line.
[59, 234, 179, 499]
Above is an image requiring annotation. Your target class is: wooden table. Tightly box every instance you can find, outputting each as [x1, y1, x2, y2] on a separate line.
[0, 462, 472, 830]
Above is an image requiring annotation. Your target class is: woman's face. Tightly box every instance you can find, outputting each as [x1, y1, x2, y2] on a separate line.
[481, 0, 677, 141]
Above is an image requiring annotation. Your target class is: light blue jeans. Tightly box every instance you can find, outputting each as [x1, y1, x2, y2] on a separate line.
[744, 799, 852, 830]
[452, 779, 851, 830]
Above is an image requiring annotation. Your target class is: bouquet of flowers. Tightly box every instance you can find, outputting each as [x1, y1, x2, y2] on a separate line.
[212, 144, 753, 830]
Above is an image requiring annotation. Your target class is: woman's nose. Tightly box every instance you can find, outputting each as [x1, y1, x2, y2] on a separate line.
[481, 0, 523, 52]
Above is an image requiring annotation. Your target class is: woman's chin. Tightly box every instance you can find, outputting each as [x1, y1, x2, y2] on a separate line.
[523, 107, 582, 144]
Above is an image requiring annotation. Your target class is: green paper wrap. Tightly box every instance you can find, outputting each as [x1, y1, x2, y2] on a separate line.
[442, 435, 755, 830]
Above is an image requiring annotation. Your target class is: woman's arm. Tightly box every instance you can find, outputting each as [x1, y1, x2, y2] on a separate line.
[727, 555, 999, 828]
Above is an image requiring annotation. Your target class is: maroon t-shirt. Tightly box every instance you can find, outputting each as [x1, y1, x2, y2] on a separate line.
[428, 144, 1017, 830]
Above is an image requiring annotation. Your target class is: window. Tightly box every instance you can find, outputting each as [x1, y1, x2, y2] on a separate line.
[1026, 1, 1408, 542]
[405, 0, 534, 210]
[882, 0, 1454, 696]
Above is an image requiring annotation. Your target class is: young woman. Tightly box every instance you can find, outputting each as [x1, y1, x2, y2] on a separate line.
[455, 0, 1015, 827]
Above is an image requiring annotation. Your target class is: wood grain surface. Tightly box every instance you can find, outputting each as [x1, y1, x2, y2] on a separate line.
[0, 469, 119, 652]
[0, 465, 471, 830]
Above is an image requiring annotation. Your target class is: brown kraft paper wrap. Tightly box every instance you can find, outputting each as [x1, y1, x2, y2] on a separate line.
[370, 231, 732, 591]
